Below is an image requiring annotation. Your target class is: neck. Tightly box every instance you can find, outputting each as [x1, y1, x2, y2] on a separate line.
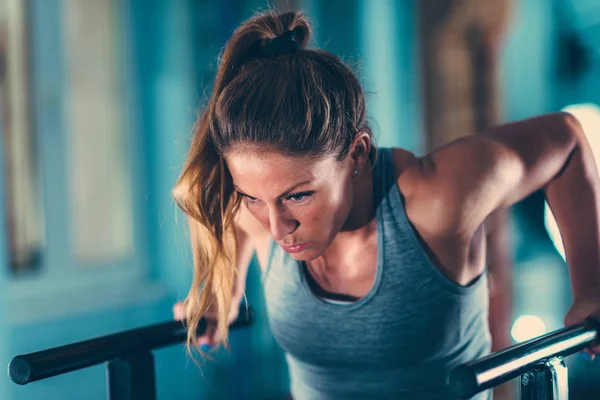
[341, 169, 376, 232]
[324, 171, 377, 257]
[307, 165, 379, 278]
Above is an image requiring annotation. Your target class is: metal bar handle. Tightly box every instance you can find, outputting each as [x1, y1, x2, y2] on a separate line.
[8, 304, 254, 385]
[447, 317, 599, 398]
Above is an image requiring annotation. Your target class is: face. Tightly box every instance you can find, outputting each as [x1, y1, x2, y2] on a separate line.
[226, 147, 355, 261]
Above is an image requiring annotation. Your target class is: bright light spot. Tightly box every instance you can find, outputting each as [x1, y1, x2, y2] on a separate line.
[562, 104, 600, 161]
[545, 103, 600, 261]
[511, 315, 547, 343]
[544, 203, 565, 261]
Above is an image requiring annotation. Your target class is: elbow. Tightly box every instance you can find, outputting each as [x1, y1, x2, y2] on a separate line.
[556, 111, 585, 152]
[548, 112, 598, 184]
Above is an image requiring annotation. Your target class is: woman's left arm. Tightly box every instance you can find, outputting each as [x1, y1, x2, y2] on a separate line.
[538, 114, 600, 358]
[410, 111, 600, 356]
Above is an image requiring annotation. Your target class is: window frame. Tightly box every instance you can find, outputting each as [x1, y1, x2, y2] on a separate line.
[5, 0, 156, 324]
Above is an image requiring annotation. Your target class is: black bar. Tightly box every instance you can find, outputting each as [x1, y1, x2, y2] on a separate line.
[8, 305, 254, 385]
[107, 351, 157, 400]
[447, 317, 599, 399]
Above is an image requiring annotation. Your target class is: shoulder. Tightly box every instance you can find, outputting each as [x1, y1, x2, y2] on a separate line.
[387, 147, 420, 199]
[388, 146, 474, 239]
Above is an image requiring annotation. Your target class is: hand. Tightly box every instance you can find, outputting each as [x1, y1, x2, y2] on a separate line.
[172, 300, 239, 350]
[564, 289, 600, 360]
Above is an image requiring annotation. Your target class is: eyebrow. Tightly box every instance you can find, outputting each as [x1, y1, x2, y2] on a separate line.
[235, 180, 313, 199]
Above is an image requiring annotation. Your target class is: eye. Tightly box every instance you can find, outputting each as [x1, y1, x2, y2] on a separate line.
[237, 191, 260, 204]
[286, 191, 315, 203]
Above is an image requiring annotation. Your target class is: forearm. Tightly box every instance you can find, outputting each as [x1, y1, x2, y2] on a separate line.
[544, 117, 600, 298]
[488, 277, 513, 351]
[486, 209, 514, 351]
[231, 224, 254, 307]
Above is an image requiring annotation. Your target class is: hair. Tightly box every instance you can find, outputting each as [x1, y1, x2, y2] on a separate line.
[172, 9, 376, 357]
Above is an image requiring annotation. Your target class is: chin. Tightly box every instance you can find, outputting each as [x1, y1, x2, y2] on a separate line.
[288, 248, 322, 262]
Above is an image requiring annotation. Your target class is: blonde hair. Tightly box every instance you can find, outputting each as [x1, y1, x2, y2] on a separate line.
[173, 9, 374, 356]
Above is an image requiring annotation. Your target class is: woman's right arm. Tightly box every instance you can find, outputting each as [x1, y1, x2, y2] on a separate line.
[231, 202, 265, 306]
[173, 203, 265, 325]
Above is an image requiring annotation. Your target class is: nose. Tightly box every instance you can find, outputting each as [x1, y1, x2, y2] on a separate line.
[268, 206, 298, 241]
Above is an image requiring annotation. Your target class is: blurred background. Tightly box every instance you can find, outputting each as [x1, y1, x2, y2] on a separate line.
[0, 0, 599, 399]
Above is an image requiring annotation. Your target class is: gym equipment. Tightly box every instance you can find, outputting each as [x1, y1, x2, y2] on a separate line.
[8, 304, 254, 400]
[448, 317, 599, 399]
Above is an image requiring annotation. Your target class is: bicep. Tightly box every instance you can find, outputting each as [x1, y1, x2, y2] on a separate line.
[232, 224, 253, 301]
[232, 202, 269, 298]
[483, 113, 579, 207]
[413, 113, 580, 234]
[186, 203, 260, 300]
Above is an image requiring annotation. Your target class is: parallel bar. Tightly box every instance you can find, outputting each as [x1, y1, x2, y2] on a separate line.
[521, 358, 569, 400]
[107, 351, 157, 400]
[8, 305, 253, 385]
[447, 318, 599, 398]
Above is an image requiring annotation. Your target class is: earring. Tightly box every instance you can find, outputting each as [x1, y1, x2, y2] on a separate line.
[353, 169, 359, 175]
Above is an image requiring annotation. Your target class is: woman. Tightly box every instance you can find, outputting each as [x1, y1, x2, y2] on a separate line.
[172, 10, 600, 399]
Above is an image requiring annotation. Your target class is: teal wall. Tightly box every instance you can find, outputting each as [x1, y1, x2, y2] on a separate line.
[358, 0, 422, 152]
[4, 1, 199, 399]
[501, 0, 559, 121]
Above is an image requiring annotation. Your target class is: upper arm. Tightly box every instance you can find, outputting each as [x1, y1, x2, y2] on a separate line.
[408, 112, 582, 235]
[187, 202, 265, 301]
[231, 202, 269, 299]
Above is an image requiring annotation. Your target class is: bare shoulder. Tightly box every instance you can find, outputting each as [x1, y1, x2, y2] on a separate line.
[390, 146, 465, 239]
[393, 113, 579, 238]
[390, 147, 420, 198]
[390, 149, 482, 284]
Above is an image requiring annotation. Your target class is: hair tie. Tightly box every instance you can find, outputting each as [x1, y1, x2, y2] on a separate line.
[264, 30, 300, 57]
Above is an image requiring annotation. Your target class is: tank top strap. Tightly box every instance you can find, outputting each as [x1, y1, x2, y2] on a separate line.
[371, 147, 397, 211]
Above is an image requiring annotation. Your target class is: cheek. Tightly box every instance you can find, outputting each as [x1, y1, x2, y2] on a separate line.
[302, 187, 350, 232]
[303, 204, 330, 228]
[328, 176, 353, 215]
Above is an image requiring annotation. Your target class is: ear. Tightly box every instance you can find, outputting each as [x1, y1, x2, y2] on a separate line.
[349, 132, 372, 172]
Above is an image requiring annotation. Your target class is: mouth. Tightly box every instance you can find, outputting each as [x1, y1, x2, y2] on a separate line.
[280, 242, 311, 253]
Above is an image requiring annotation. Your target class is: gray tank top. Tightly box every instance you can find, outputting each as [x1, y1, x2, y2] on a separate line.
[262, 148, 492, 399]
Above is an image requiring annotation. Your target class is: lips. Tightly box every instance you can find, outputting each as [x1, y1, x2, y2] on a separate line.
[280, 242, 310, 253]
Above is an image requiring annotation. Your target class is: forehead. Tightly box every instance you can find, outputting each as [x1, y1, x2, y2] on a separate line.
[225, 148, 335, 192]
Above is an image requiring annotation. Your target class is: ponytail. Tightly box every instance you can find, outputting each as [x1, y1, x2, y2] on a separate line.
[173, 10, 312, 357]
[173, 8, 373, 358]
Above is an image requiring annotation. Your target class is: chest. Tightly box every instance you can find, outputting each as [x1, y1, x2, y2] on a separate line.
[263, 269, 471, 369]
[257, 224, 486, 299]
[304, 237, 378, 299]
